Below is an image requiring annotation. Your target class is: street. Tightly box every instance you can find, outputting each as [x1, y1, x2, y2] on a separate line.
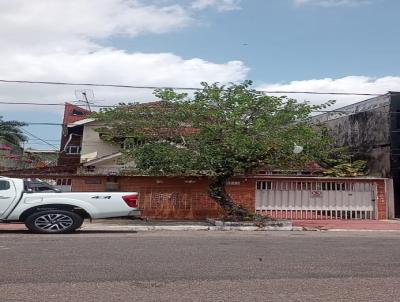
[0, 230, 400, 301]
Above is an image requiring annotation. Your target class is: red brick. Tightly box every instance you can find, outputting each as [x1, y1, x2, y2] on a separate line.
[67, 176, 388, 220]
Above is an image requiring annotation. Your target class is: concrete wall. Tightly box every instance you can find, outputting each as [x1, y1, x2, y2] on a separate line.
[80, 122, 120, 162]
[324, 106, 390, 148]
[312, 94, 391, 177]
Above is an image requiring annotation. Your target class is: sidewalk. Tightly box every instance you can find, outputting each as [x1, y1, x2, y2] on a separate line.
[0, 224, 26, 231]
[1, 219, 400, 232]
[80, 219, 400, 232]
[293, 219, 400, 231]
[81, 218, 293, 231]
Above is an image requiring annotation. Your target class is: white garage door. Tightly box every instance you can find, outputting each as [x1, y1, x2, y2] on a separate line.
[256, 180, 377, 220]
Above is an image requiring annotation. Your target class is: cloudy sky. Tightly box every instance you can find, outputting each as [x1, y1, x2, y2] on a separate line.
[0, 0, 399, 149]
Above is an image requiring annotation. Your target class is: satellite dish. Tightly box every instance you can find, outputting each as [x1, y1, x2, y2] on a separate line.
[75, 89, 94, 100]
[74, 89, 95, 111]
[293, 143, 304, 154]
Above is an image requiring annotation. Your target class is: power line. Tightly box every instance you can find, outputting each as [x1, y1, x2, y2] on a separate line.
[0, 101, 114, 108]
[0, 100, 383, 114]
[0, 79, 383, 96]
[0, 101, 76, 107]
[20, 127, 59, 150]
[259, 91, 381, 96]
[27, 139, 60, 142]
[24, 122, 63, 126]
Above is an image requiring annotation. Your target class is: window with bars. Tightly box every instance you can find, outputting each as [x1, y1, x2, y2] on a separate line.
[56, 178, 72, 186]
[66, 146, 81, 154]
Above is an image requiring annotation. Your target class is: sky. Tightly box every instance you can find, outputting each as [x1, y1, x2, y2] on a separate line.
[0, 0, 399, 150]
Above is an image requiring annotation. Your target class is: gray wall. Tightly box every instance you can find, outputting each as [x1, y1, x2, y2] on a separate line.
[312, 94, 391, 177]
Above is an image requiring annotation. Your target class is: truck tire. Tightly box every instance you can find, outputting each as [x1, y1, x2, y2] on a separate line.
[24, 210, 84, 234]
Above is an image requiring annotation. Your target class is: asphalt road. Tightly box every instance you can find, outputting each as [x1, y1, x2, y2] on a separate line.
[0, 230, 400, 302]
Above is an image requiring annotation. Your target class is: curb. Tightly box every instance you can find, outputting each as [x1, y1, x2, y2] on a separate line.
[80, 225, 400, 232]
[292, 226, 400, 232]
[327, 228, 400, 232]
[81, 224, 294, 232]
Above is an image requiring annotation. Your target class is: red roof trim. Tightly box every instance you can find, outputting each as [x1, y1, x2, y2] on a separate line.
[0, 144, 12, 151]
[63, 102, 91, 125]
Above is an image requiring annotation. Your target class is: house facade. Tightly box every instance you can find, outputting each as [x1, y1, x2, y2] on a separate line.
[65, 102, 393, 220]
[1, 101, 394, 220]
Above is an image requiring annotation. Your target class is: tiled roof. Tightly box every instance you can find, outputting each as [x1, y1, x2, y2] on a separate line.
[0, 144, 12, 151]
[62, 103, 91, 125]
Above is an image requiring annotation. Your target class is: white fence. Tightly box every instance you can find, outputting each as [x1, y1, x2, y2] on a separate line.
[256, 180, 377, 220]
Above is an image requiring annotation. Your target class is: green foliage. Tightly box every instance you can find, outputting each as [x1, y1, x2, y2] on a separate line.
[128, 142, 199, 175]
[319, 146, 367, 177]
[0, 116, 27, 147]
[323, 160, 367, 177]
[321, 148, 367, 177]
[93, 81, 334, 177]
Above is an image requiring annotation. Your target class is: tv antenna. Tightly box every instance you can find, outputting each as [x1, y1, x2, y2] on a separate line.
[74, 89, 95, 111]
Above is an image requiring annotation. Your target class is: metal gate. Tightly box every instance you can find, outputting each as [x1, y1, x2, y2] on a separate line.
[256, 180, 377, 220]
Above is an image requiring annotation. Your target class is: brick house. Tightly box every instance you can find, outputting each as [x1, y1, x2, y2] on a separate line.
[0, 101, 393, 220]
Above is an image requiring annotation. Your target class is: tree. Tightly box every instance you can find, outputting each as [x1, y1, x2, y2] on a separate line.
[94, 81, 333, 219]
[321, 147, 367, 177]
[0, 116, 27, 147]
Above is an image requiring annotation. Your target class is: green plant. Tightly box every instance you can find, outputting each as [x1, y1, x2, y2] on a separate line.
[93, 81, 334, 219]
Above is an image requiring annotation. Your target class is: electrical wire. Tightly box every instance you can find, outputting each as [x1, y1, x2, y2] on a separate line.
[23, 122, 63, 126]
[26, 139, 61, 142]
[0, 100, 382, 114]
[0, 78, 384, 96]
[20, 127, 59, 150]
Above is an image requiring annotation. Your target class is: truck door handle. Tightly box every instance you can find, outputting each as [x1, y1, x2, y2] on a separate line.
[0, 196, 9, 199]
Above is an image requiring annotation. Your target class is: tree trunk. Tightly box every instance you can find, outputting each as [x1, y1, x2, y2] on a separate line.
[208, 174, 253, 220]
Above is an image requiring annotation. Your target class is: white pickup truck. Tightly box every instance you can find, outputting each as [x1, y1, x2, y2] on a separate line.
[0, 177, 141, 234]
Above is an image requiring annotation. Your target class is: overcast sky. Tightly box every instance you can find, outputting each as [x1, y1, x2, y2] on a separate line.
[0, 0, 399, 149]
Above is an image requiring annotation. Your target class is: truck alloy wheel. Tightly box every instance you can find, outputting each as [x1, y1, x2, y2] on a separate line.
[24, 210, 83, 234]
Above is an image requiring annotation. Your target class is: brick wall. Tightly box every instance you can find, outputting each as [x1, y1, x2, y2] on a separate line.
[376, 179, 387, 219]
[71, 176, 254, 219]
[70, 176, 388, 220]
[119, 176, 255, 219]
[71, 177, 107, 192]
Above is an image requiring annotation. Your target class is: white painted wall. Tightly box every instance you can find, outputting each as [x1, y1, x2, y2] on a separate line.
[80, 122, 119, 162]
